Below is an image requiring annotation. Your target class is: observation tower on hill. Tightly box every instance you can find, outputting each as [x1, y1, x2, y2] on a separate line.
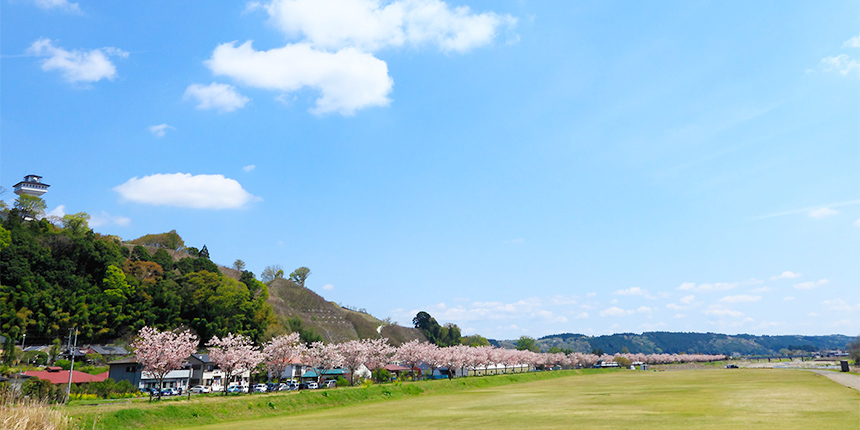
[13, 174, 50, 197]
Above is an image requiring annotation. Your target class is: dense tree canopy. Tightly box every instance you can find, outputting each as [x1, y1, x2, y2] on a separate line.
[0, 214, 275, 345]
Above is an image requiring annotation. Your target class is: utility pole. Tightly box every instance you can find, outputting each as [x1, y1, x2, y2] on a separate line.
[65, 328, 78, 404]
[17, 333, 26, 366]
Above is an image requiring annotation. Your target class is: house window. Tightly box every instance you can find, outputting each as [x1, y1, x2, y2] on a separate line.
[126, 366, 137, 373]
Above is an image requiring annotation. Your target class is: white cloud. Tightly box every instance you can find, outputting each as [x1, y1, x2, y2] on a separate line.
[46, 205, 66, 218]
[28, 38, 126, 84]
[783, 296, 795, 301]
[599, 306, 633, 317]
[793, 279, 829, 290]
[750, 286, 772, 293]
[677, 281, 737, 292]
[114, 173, 260, 209]
[718, 295, 762, 304]
[854, 218, 860, 227]
[586, 292, 596, 297]
[207, 0, 515, 115]
[704, 308, 745, 318]
[243, 164, 256, 172]
[821, 55, 860, 77]
[614, 287, 647, 296]
[679, 295, 695, 305]
[770, 271, 801, 280]
[255, 0, 516, 53]
[148, 124, 175, 137]
[32, 0, 81, 13]
[90, 211, 131, 227]
[807, 312, 818, 317]
[809, 207, 838, 218]
[844, 34, 860, 48]
[574, 312, 589, 319]
[184, 82, 250, 112]
[636, 306, 652, 313]
[321, 283, 334, 291]
[206, 42, 390, 115]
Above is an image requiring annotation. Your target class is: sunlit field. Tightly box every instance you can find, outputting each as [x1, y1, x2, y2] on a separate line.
[186, 369, 858, 430]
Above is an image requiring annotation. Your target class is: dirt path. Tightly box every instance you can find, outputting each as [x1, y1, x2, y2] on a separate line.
[807, 370, 860, 391]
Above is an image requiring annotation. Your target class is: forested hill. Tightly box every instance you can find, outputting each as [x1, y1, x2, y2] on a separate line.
[0, 212, 274, 345]
[0, 211, 425, 347]
[490, 332, 854, 356]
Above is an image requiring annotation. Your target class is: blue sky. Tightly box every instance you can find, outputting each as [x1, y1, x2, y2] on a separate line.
[2, 0, 858, 339]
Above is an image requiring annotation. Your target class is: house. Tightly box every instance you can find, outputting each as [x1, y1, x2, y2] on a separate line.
[108, 353, 251, 392]
[269, 357, 307, 382]
[301, 369, 346, 383]
[84, 345, 129, 360]
[188, 354, 250, 390]
[107, 357, 192, 391]
[23, 367, 107, 384]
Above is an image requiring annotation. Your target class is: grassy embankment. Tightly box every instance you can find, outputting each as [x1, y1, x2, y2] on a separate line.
[68, 369, 588, 429]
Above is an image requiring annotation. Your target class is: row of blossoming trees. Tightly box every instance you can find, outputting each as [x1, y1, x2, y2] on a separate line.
[132, 326, 726, 395]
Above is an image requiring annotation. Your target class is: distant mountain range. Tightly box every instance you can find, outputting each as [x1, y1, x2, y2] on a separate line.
[491, 332, 855, 356]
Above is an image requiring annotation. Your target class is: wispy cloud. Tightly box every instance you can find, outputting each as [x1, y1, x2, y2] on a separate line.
[243, 164, 256, 172]
[770, 271, 801, 280]
[32, 0, 81, 14]
[90, 211, 131, 227]
[718, 295, 762, 304]
[148, 124, 175, 137]
[752, 199, 860, 220]
[793, 279, 829, 290]
[677, 281, 737, 292]
[809, 207, 838, 219]
[184, 82, 250, 112]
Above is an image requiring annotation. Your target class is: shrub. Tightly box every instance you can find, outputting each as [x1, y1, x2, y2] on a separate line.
[372, 368, 391, 384]
[335, 376, 349, 387]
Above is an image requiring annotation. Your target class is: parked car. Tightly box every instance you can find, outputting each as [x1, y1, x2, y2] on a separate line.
[306, 381, 319, 389]
[161, 388, 177, 396]
[226, 385, 247, 394]
[286, 382, 299, 391]
[324, 380, 337, 388]
[726, 364, 739, 369]
[190, 385, 210, 394]
[253, 383, 268, 393]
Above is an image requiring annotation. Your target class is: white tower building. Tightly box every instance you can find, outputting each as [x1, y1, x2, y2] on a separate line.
[13, 175, 50, 197]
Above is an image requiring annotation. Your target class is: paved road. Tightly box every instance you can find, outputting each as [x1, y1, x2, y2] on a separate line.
[807, 370, 860, 391]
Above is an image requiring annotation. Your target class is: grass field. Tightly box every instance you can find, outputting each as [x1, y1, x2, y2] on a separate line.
[187, 370, 858, 430]
[68, 369, 858, 429]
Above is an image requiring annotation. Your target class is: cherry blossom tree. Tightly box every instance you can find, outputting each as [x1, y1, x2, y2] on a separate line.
[338, 339, 368, 385]
[207, 332, 264, 395]
[394, 339, 425, 381]
[362, 338, 395, 374]
[263, 332, 304, 384]
[304, 341, 344, 384]
[131, 326, 197, 401]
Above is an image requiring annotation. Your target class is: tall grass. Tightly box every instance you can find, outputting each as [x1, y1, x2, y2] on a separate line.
[1, 388, 72, 430]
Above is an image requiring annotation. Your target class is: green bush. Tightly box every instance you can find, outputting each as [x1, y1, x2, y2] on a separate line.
[372, 368, 391, 383]
[335, 376, 349, 387]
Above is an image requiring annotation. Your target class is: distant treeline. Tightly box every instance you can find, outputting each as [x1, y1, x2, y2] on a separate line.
[489, 332, 854, 355]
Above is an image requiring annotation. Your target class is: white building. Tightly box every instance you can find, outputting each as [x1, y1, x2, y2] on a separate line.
[13, 175, 49, 197]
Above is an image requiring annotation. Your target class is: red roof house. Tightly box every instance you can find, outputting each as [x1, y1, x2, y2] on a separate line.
[23, 367, 108, 384]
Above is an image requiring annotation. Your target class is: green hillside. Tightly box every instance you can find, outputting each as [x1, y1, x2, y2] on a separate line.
[266, 278, 426, 346]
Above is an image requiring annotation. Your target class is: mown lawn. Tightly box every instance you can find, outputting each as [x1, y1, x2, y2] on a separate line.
[187, 370, 859, 430]
[68, 369, 858, 429]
